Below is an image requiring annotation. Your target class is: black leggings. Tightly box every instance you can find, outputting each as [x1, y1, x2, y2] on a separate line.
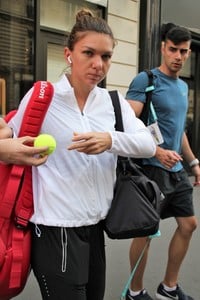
[31, 223, 106, 300]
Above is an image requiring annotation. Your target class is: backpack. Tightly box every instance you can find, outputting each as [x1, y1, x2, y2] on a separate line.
[0, 81, 54, 299]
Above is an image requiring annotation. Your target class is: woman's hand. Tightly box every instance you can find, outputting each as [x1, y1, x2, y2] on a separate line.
[68, 132, 112, 154]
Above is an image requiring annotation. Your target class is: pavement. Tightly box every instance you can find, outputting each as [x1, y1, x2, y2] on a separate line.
[14, 177, 200, 300]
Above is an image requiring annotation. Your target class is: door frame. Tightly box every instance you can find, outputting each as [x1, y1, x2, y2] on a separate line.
[35, 29, 66, 81]
[191, 39, 200, 158]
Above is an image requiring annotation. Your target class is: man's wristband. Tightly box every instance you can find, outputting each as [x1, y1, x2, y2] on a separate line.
[189, 158, 199, 168]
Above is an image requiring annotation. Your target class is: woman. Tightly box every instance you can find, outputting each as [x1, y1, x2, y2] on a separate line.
[9, 9, 156, 300]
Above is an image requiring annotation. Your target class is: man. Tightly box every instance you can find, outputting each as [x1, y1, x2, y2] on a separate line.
[125, 23, 200, 300]
[0, 118, 48, 165]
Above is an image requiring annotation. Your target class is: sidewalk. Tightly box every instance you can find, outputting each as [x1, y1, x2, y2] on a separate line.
[105, 178, 200, 300]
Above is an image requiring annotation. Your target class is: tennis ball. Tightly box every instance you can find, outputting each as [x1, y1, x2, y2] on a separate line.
[34, 134, 56, 156]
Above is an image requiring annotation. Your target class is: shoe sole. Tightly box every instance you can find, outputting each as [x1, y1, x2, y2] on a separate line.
[155, 292, 176, 300]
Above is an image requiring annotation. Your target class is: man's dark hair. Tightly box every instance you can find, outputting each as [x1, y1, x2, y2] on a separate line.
[161, 23, 191, 45]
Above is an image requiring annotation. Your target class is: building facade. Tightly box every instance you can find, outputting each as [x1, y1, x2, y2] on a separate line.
[0, 0, 140, 113]
[0, 0, 199, 158]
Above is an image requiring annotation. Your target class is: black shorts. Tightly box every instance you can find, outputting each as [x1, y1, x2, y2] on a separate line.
[31, 222, 105, 300]
[143, 166, 194, 219]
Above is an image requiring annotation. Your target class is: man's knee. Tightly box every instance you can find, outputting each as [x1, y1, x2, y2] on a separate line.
[177, 216, 198, 236]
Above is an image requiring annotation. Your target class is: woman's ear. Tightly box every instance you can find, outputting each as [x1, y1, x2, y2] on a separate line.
[64, 47, 72, 64]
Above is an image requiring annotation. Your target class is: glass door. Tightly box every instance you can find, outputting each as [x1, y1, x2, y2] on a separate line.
[36, 31, 66, 81]
[36, 0, 104, 81]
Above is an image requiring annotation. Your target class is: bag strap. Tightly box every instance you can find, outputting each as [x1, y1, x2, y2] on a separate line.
[120, 230, 161, 299]
[0, 81, 54, 227]
[139, 69, 154, 125]
[109, 70, 154, 129]
[120, 239, 150, 299]
[15, 81, 54, 227]
[109, 90, 128, 168]
[19, 81, 54, 136]
[109, 90, 124, 132]
[0, 81, 54, 290]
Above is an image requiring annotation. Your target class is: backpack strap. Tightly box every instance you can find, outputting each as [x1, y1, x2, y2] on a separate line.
[0, 81, 54, 227]
[15, 81, 54, 227]
[18, 81, 54, 136]
[0, 81, 54, 289]
[139, 69, 154, 126]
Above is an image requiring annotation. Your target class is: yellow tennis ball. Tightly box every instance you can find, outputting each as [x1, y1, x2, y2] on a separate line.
[34, 134, 56, 156]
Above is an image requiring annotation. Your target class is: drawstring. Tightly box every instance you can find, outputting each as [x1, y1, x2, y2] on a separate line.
[34, 225, 68, 273]
[61, 227, 67, 272]
[35, 224, 41, 237]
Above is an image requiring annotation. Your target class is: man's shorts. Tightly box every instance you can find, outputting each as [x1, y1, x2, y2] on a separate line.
[143, 165, 194, 219]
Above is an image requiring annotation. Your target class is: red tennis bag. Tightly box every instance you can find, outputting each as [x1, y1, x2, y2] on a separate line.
[0, 81, 53, 299]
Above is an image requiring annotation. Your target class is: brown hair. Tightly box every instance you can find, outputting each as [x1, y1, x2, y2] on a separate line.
[161, 23, 191, 45]
[67, 9, 116, 50]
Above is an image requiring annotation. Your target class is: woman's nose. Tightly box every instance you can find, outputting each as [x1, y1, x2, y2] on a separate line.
[92, 56, 103, 69]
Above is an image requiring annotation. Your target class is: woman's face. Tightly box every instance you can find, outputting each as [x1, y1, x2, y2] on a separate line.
[65, 31, 114, 91]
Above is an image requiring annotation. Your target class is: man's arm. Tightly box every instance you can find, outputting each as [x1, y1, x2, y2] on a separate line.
[127, 100, 144, 117]
[127, 100, 182, 169]
[181, 132, 197, 163]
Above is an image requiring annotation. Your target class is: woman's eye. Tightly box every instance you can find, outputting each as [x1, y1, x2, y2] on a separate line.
[102, 54, 112, 61]
[84, 50, 93, 57]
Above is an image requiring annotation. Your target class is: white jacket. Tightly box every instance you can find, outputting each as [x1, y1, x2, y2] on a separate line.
[9, 75, 156, 227]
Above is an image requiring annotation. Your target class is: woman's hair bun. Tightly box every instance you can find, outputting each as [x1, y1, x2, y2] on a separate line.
[76, 9, 94, 22]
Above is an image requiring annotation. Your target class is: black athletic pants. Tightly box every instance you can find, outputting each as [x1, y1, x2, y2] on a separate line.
[31, 222, 106, 300]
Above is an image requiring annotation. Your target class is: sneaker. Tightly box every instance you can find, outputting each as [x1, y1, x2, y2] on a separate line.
[126, 289, 153, 300]
[155, 283, 194, 300]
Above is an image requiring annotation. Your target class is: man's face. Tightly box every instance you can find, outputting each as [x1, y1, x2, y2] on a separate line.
[161, 39, 191, 75]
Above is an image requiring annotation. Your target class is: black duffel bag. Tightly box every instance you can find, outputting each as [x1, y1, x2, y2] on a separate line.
[104, 158, 163, 239]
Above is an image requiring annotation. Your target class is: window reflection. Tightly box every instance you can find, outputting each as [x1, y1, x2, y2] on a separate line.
[0, 0, 35, 112]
